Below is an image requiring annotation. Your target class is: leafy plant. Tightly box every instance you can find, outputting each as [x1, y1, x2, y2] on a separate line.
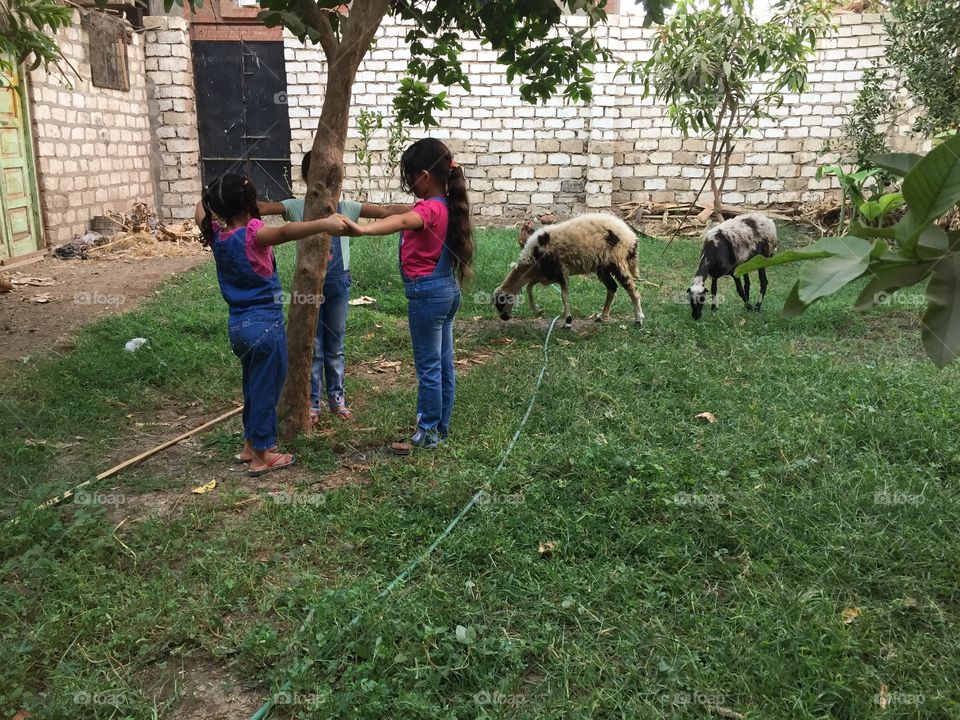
[355, 109, 383, 202]
[884, 0, 960, 137]
[0, 0, 74, 82]
[622, 0, 834, 219]
[739, 134, 960, 367]
[814, 165, 882, 233]
[823, 65, 902, 177]
[858, 191, 905, 227]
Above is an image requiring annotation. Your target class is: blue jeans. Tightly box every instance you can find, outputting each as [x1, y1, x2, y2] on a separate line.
[405, 275, 461, 436]
[228, 308, 286, 450]
[310, 271, 351, 411]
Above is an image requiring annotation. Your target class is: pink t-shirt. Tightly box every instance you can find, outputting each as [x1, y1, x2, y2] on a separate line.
[400, 199, 448, 278]
[214, 218, 275, 278]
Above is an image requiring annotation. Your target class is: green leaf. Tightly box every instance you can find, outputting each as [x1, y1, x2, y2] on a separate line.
[736, 236, 872, 275]
[916, 225, 950, 260]
[848, 220, 896, 240]
[854, 261, 934, 310]
[782, 282, 808, 318]
[901, 133, 960, 227]
[870, 152, 923, 178]
[796, 252, 870, 305]
[922, 253, 960, 368]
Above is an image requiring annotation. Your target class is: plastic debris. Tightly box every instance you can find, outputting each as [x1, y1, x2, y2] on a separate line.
[124, 338, 148, 352]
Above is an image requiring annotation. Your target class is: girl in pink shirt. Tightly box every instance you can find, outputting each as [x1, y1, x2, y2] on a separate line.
[340, 139, 474, 454]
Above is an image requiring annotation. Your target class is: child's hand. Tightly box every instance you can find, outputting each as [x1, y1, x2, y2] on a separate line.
[322, 214, 349, 236]
[338, 215, 365, 237]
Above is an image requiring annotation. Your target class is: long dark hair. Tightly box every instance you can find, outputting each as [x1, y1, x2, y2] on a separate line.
[400, 138, 474, 284]
[200, 173, 260, 246]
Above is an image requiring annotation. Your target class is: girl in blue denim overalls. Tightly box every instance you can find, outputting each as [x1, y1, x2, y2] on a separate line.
[339, 139, 474, 455]
[196, 174, 347, 476]
[259, 151, 412, 423]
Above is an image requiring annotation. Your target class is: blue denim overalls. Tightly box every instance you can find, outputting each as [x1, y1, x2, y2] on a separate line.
[211, 224, 287, 450]
[400, 198, 461, 442]
[310, 232, 352, 413]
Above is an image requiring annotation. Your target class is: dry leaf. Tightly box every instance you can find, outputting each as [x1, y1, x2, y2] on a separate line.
[348, 295, 377, 306]
[696, 412, 718, 423]
[538, 541, 556, 559]
[377, 360, 402, 373]
[30, 293, 53, 303]
[877, 683, 889, 709]
[489, 337, 515, 346]
[841, 607, 861, 624]
[192, 479, 217, 495]
[362, 332, 375, 341]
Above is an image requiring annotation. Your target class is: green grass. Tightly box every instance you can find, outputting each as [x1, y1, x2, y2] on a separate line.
[2, 225, 960, 719]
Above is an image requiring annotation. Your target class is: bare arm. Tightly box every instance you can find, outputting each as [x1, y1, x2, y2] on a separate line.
[359, 203, 413, 220]
[257, 201, 287, 217]
[194, 201, 205, 227]
[255, 216, 348, 247]
[340, 211, 424, 237]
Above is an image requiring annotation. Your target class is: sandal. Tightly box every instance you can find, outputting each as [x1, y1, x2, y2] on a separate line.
[331, 405, 353, 421]
[234, 446, 277, 464]
[247, 452, 297, 477]
[388, 428, 440, 456]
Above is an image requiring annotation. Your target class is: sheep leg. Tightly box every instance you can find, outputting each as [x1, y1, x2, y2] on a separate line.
[732, 275, 750, 308]
[525, 283, 543, 316]
[560, 279, 573, 328]
[742, 274, 752, 310]
[612, 264, 645, 325]
[596, 267, 618, 323]
[710, 277, 719, 313]
[756, 268, 768, 312]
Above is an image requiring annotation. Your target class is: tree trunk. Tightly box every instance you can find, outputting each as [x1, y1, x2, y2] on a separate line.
[277, 0, 390, 440]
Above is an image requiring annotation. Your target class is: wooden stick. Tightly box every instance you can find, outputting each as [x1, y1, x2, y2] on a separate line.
[25, 406, 243, 515]
[95, 406, 243, 481]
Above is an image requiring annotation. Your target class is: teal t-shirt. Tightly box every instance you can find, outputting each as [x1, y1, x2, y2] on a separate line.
[281, 198, 362, 272]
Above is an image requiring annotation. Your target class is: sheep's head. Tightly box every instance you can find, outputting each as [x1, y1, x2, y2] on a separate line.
[518, 220, 535, 249]
[687, 280, 708, 320]
[493, 286, 519, 321]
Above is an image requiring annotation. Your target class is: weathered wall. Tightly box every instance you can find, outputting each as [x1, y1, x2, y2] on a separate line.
[28, 11, 156, 245]
[143, 16, 202, 221]
[284, 12, 922, 224]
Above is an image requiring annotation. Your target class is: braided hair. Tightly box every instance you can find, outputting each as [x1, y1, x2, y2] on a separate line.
[200, 174, 260, 246]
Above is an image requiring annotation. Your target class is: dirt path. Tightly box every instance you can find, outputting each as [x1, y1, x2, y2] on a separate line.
[0, 254, 209, 364]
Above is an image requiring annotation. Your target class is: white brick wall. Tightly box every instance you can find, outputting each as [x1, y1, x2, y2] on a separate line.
[286, 11, 924, 224]
[143, 16, 201, 221]
[29, 11, 156, 245]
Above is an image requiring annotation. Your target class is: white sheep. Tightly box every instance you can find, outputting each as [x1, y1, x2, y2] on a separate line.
[687, 213, 777, 320]
[494, 213, 645, 327]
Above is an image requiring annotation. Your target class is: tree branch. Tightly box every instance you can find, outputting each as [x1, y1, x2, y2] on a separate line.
[298, 0, 339, 58]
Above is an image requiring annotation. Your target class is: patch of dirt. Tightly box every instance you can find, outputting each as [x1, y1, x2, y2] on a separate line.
[0, 253, 208, 365]
[138, 655, 262, 720]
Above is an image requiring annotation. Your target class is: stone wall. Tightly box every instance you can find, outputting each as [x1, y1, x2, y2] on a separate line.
[284, 12, 922, 224]
[28, 11, 156, 245]
[143, 16, 202, 221]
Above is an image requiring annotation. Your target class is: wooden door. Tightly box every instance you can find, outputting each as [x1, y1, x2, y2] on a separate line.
[0, 61, 43, 261]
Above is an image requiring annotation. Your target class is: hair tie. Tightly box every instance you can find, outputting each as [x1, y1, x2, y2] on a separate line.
[449, 160, 459, 169]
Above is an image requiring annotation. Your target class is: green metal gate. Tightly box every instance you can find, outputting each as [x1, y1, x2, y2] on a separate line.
[0, 61, 43, 262]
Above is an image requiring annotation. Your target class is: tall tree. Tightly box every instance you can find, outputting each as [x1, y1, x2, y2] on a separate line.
[251, 0, 611, 437]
